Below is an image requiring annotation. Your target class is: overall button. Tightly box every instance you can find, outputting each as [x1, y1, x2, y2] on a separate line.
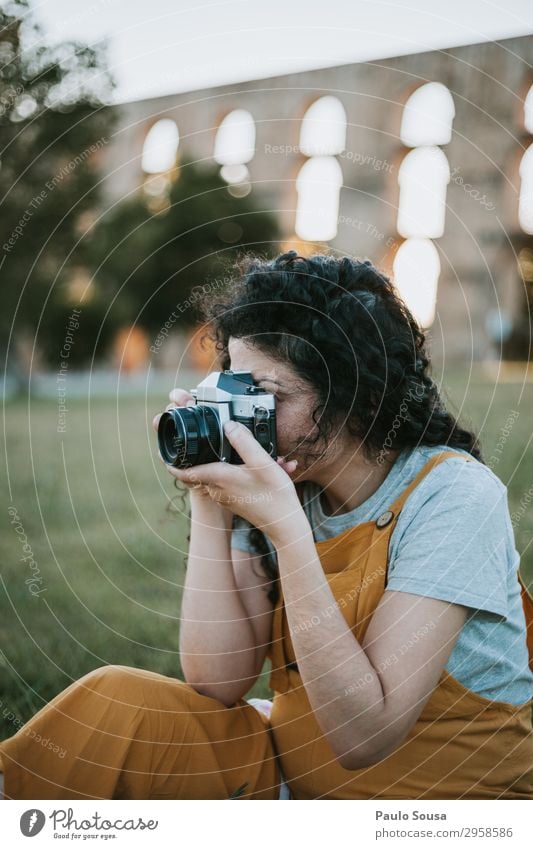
[376, 510, 394, 528]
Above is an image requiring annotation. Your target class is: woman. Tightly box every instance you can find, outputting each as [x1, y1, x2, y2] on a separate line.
[1, 251, 532, 800]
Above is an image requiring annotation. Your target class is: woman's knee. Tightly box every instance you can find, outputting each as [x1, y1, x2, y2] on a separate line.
[74, 666, 215, 717]
[77, 664, 139, 696]
[78, 665, 184, 702]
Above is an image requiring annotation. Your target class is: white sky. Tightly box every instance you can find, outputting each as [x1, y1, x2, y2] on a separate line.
[25, 0, 533, 104]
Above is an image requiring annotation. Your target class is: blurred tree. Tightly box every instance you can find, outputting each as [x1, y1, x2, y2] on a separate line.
[0, 0, 117, 374]
[91, 152, 281, 338]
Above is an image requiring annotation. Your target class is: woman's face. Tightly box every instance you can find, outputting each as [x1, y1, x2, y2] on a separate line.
[227, 336, 342, 476]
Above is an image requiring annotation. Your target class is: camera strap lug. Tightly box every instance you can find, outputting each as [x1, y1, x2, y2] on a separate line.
[253, 406, 268, 432]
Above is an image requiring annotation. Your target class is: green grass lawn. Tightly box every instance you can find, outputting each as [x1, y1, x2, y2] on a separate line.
[1, 367, 532, 739]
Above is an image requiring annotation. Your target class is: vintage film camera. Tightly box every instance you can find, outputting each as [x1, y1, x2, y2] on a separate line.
[157, 370, 277, 468]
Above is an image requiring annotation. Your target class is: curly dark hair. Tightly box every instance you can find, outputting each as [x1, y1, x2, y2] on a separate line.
[197, 250, 484, 604]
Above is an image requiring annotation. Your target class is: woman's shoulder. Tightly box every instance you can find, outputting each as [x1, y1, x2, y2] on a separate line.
[393, 444, 513, 559]
[391, 444, 513, 560]
[387, 446, 516, 621]
[406, 443, 507, 499]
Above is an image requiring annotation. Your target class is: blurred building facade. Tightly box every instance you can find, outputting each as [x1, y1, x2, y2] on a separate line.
[99, 36, 533, 364]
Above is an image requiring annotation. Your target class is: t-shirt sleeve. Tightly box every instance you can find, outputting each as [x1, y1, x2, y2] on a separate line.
[385, 459, 511, 620]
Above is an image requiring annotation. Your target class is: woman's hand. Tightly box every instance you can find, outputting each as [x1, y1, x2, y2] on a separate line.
[153, 390, 303, 536]
[155, 406, 306, 543]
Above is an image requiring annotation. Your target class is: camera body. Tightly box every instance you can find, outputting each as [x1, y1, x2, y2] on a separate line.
[158, 370, 277, 468]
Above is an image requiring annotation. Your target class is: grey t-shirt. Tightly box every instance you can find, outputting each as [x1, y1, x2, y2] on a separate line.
[231, 443, 533, 706]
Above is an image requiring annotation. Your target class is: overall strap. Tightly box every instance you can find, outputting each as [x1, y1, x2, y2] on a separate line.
[374, 450, 475, 531]
[367, 450, 476, 597]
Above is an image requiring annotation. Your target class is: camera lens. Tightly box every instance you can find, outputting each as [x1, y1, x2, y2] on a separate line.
[157, 406, 221, 468]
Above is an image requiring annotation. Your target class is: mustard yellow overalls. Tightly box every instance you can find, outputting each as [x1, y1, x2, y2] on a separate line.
[1, 450, 532, 798]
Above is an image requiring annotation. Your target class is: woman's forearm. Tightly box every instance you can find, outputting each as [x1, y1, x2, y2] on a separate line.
[179, 494, 260, 705]
[272, 519, 388, 767]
